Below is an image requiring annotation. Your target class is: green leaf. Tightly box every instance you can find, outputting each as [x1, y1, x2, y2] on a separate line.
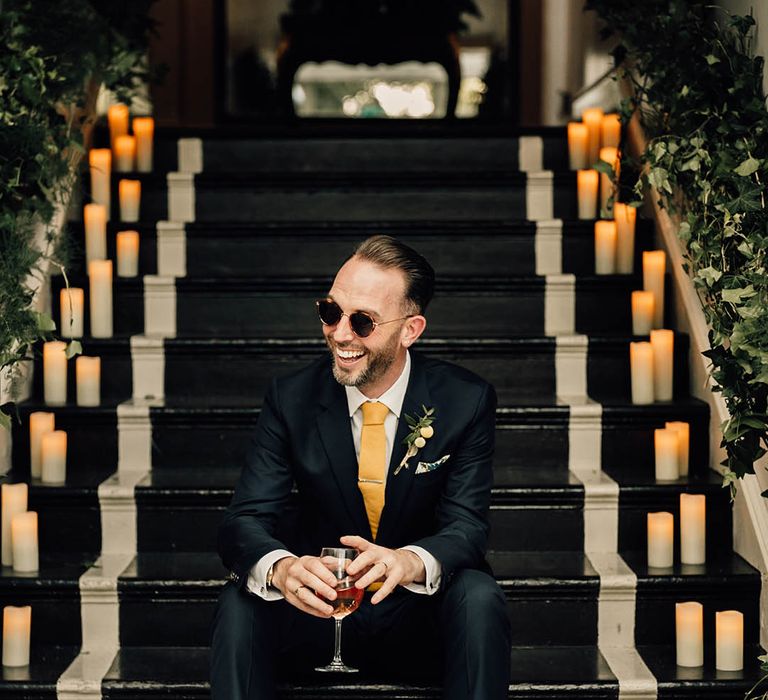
[705, 54, 720, 65]
[0, 411, 10, 432]
[721, 285, 756, 304]
[734, 157, 760, 177]
[34, 311, 56, 332]
[697, 266, 723, 285]
[65, 340, 82, 359]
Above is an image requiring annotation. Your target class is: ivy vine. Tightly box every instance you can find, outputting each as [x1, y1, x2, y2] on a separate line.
[585, 0, 768, 499]
[0, 1, 159, 429]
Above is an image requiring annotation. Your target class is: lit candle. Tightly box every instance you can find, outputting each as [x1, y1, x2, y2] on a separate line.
[28, 412, 54, 480]
[133, 117, 154, 172]
[76, 356, 101, 407]
[630, 341, 655, 405]
[716, 610, 744, 671]
[567, 122, 589, 170]
[114, 135, 136, 173]
[119, 179, 141, 222]
[59, 287, 84, 339]
[2, 606, 31, 667]
[599, 147, 620, 217]
[577, 169, 599, 220]
[614, 202, 637, 273]
[43, 341, 67, 406]
[680, 494, 706, 565]
[83, 203, 107, 265]
[116, 230, 140, 277]
[88, 260, 113, 338]
[666, 421, 690, 477]
[643, 250, 666, 328]
[10, 511, 38, 573]
[676, 601, 704, 667]
[1, 484, 28, 567]
[594, 220, 617, 274]
[41, 430, 67, 484]
[601, 113, 622, 149]
[655, 428, 679, 480]
[582, 107, 604, 165]
[651, 329, 674, 401]
[88, 149, 111, 219]
[108, 104, 130, 147]
[647, 512, 674, 568]
[632, 291, 655, 336]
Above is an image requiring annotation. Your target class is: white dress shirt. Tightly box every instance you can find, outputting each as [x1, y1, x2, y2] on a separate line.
[247, 351, 442, 599]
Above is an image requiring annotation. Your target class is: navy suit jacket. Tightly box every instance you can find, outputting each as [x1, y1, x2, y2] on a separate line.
[218, 350, 497, 591]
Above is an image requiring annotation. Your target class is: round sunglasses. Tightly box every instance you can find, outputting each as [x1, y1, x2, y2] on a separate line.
[316, 299, 411, 338]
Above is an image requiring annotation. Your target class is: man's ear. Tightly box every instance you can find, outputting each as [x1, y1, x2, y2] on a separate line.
[401, 315, 427, 347]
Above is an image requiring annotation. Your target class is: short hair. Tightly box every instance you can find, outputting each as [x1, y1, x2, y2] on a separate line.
[350, 235, 435, 314]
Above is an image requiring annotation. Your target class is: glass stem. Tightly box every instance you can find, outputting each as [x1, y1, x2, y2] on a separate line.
[332, 618, 344, 665]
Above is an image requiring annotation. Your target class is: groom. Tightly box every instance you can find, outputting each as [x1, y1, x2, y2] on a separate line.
[210, 235, 511, 699]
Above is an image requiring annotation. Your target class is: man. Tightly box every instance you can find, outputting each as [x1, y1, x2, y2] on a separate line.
[211, 235, 511, 699]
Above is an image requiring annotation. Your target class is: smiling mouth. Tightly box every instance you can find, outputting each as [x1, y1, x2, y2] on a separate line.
[335, 347, 366, 368]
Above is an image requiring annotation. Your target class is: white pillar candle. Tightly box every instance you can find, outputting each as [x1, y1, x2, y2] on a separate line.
[59, 287, 84, 339]
[676, 601, 704, 667]
[666, 421, 690, 477]
[614, 202, 637, 273]
[594, 221, 617, 274]
[28, 412, 54, 480]
[655, 428, 679, 481]
[630, 341, 655, 405]
[76, 356, 101, 407]
[651, 329, 674, 401]
[632, 291, 655, 336]
[716, 610, 744, 671]
[1, 484, 28, 567]
[114, 135, 136, 173]
[568, 122, 589, 170]
[577, 169, 599, 220]
[601, 113, 621, 149]
[108, 104, 130, 148]
[599, 147, 620, 217]
[88, 260, 113, 338]
[43, 341, 67, 406]
[88, 149, 111, 219]
[133, 117, 154, 172]
[647, 512, 674, 568]
[10, 512, 38, 573]
[2, 606, 31, 667]
[41, 430, 67, 484]
[643, 250, 666, 328]
[582, 107, 604, 165]
[119, 179, 141, 222]
[680, 494, 706, 565]
[116, 230, 140, 277]
[83, 203, 107, 265]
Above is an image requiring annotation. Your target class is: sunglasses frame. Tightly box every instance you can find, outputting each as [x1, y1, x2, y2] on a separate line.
[315, 299, 412, 338]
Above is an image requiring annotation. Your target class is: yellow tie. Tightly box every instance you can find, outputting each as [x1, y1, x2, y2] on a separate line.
[358, 401, 389, 541]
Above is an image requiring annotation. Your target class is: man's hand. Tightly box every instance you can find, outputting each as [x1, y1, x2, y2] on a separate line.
[340, 535, 426, 605]
[272, 555, 338, 618]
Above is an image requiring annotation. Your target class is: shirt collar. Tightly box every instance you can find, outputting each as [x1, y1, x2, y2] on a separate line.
[345, 350, 411, 419]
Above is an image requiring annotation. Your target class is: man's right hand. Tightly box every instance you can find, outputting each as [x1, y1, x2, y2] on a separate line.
[272, 555, 338, 618]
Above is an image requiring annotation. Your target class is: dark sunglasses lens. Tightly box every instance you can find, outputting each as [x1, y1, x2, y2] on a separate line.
[318, 300, 342, 325]
[349, 312, 375, 338]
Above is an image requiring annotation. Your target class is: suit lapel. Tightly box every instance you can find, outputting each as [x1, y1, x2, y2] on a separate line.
[377, 352, 432, 543]
[316, 374, 372, 539]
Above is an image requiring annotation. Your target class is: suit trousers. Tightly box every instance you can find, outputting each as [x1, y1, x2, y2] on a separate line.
[210, 569, 511, 699]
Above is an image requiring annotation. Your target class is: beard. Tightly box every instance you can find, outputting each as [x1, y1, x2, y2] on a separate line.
[327, 331, 400, 390]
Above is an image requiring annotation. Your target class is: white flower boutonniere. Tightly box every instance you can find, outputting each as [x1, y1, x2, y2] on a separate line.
[395, 405, 435, 475]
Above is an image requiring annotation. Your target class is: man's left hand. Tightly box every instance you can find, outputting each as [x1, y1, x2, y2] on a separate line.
[340, 535, 425, 605]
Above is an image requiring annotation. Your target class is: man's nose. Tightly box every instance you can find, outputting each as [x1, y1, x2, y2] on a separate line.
[332, 314, 355, 343]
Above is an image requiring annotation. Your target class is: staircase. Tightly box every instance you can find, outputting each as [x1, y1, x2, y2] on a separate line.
[3, 126, 765, 699]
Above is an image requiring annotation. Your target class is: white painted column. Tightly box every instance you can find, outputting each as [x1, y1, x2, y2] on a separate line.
[156, 221, 187, 277]
[545, 274, 576, 336]
[167, 173, 195, 223]
[144, 276, 177, 338]
[535, 220, 563, 276]
[567, 399, 602, 477]
[556, 334, 588, 399]
[518, 136, 544, 173]
[130, 336, 165, 400]
[117, 400, 155, 472]
[526, 171, 554, 221]
[177, 138, 203, 174]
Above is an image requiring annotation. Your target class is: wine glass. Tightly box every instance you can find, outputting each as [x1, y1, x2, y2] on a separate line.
[315, 547, 364, 673]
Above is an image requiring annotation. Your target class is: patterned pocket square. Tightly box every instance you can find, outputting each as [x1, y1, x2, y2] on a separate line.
[415, 454, 451, 475]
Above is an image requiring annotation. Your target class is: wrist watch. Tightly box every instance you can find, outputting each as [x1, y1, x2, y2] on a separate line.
[266, 563, 276, 590]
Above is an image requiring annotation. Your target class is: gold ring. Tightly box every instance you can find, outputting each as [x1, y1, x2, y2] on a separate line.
[293, 585, 305, 596]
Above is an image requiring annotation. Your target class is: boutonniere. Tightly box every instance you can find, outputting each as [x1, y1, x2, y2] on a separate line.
[395, 405, 435, 475]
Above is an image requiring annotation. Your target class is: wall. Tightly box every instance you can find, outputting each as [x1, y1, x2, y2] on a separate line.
[717, 1, 768, 96]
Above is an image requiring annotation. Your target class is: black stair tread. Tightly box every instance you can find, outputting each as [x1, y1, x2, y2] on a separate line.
[622, 550, 761, 585]
[637, 644, 767, 695]
[0, 553, 94, 585]
[1, 467, 115, 492]
[101, 644, 620, 696]
[604, 464, 725, 492]
[0, 645, 80, 695]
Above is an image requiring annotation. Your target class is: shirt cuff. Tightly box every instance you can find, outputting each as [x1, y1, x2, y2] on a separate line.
[246, 549, 296, 601]
[400, 545, 442, 595]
